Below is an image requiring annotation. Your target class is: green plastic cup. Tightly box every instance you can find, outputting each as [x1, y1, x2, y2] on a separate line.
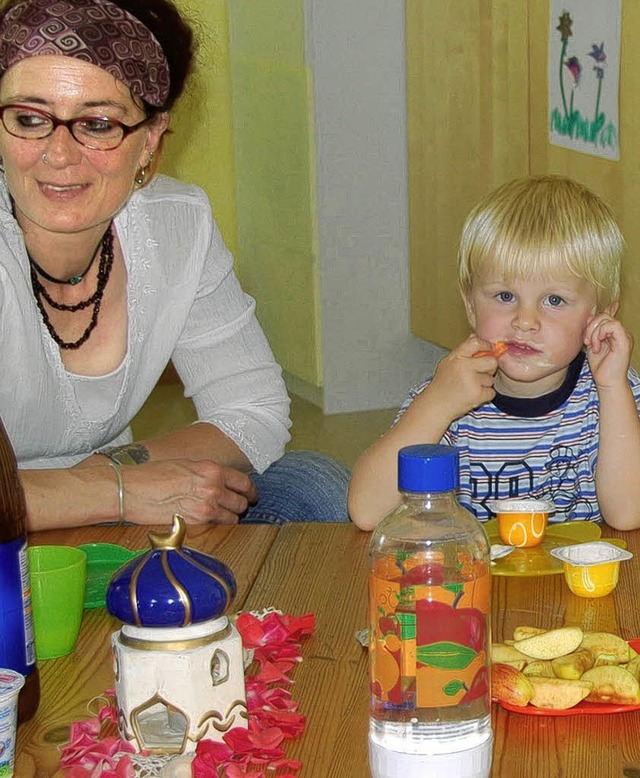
[28, 546, 87, 661]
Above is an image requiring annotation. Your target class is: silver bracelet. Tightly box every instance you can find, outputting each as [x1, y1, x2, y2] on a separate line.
[105, 459, 125, 523]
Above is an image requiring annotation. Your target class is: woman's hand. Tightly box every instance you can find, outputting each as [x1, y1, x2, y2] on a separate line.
[121, 459, 259, 525]
[584, 313, 633, 390]
[425, 334, 502, 424]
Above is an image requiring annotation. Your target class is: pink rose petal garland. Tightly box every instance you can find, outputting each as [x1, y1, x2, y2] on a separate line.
[59, 611, 315, 778]
[61, 701, 135, 778]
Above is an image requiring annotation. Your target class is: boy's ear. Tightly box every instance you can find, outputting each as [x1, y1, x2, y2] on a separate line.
[463, 294, 477, 328]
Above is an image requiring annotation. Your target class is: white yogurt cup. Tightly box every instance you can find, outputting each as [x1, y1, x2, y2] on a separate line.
[0, 669, 24, 778]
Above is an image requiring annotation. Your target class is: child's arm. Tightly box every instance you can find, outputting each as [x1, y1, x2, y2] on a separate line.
[349, 335, 502, 529]
[585, 314, 640, 529]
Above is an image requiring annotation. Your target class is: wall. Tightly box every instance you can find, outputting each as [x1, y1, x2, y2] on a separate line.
[306, 0, 444, 413]
[159, 0, 237, 254]
[406, 0, 529, 349]
[228, 0, 321, 390]
[229, 0, 444, 413]
[163, 0, 445, 413]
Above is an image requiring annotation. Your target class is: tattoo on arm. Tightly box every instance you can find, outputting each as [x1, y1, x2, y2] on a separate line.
[99, 443, 150, 466]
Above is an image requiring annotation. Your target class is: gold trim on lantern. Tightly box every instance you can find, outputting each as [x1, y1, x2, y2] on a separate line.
[178, 550, 234, 614]
[119, 623, 231, 652]
[195, 700, 248, 734]
[147, 514, 186, 550]
[160, 551, 193, 625]
[130, 692, 191, 755]
[127, 552, 146, 627]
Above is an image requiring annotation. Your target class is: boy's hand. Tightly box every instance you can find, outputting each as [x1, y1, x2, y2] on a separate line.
[584, 313, 633, 389]
[426, 334, 502, 422]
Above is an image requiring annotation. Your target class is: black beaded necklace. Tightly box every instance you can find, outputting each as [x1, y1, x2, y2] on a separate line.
[29, 224, 115, 350]
[29, 248, 99, 286]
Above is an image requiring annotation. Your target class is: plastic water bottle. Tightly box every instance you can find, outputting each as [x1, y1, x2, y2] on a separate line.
[368, 444, 492, 777]
[0, 417, 40, 723]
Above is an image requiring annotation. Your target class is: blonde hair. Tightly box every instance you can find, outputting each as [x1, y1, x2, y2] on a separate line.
[458, 175, 624, 310]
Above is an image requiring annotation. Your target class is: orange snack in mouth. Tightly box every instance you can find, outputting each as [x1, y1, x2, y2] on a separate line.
[473, 341, 508, 358]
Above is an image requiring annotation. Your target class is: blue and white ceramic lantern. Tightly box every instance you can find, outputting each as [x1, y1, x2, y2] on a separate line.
[107, 515, 247, 755]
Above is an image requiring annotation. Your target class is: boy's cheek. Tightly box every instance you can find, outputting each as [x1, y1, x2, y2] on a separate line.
[463, 296, 477, 328]
[583, 314, 595, 334]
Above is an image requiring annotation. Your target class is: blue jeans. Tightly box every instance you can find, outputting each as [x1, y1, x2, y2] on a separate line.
[243, 450, 351, 524]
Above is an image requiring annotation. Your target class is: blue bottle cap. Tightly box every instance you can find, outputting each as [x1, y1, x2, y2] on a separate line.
[397, 444, 459, 493]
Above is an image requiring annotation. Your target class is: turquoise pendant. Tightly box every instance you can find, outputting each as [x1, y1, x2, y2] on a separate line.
[68, 275, 83, 285]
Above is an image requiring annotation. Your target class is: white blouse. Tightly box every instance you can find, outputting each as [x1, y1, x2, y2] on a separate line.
[0, 174, 291, 473]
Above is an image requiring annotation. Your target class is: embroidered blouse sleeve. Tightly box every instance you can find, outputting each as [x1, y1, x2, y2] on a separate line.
[169, 199, 291, 474]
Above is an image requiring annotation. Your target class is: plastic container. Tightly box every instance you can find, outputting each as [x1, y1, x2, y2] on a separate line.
[489, 498, 554, 548]
[0, 417, 40, 723]
[368, 444, 493, 778]
[0, 668, 25, 777]
[79, 543, 142, 608]
[550, 541, 633, 598]
[28, 545, 87, 660]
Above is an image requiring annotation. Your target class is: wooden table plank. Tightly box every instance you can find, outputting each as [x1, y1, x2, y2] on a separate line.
[240, 523, 371, 777]
[15, 523, 280, 778]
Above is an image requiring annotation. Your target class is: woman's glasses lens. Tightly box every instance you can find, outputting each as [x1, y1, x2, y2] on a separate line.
[0, 105, 133, 150]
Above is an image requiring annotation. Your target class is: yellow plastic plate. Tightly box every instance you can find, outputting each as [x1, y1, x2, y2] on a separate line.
[485, 520, 627, 577]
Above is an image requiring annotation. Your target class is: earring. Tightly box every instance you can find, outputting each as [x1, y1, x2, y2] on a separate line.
[41, 152, 50, 164]
[134, 166, 147, 186]
[134, 151, 155, 187]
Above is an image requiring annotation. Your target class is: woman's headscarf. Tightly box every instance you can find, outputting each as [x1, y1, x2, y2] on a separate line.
[0, 0, 170, 107]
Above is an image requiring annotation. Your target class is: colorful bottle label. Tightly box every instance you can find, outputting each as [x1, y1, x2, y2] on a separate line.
[0, 538, 36, 675]
[369, 551, 490, 710]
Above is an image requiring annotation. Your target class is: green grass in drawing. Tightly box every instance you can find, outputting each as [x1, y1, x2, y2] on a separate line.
[552, 12, 617, 151]
[550, 107, 616, 149]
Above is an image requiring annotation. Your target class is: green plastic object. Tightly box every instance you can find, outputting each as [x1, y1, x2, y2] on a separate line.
[28, 545, 87, 660]
[79, 543, 142, 609]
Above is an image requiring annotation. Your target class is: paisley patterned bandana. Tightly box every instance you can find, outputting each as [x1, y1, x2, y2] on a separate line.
[0, 0, 170, 107]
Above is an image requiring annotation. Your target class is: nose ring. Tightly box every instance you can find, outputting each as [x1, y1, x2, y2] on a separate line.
[41, 152, 50, 164]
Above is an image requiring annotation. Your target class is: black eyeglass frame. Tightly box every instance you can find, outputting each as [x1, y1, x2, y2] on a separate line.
[0, 103, 150, 150]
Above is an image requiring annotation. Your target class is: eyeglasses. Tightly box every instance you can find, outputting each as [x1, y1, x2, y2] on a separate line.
[0, 104, 149, 151]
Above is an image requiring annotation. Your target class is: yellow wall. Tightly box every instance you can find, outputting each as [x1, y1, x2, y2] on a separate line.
[406, 0, 529, 350]
[228, 0, 321, 387]
[158, 0, 320, 389]
[158, 0, 238, 256]
[408, 1, 640, 365]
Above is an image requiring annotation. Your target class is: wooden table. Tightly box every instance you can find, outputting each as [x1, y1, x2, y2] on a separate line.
[15, 522, 640, 777]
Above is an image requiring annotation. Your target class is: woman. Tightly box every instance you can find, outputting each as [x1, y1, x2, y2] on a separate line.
[0, 0, 349, 529]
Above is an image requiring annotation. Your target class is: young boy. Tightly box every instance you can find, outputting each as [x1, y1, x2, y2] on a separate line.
[349, 175, 640, 530]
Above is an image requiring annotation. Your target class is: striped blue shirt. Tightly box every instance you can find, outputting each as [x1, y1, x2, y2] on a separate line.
[396, 352, 640, 523]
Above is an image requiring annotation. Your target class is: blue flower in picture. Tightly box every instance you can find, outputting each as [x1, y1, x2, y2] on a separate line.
[588, 42, 606, 65]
